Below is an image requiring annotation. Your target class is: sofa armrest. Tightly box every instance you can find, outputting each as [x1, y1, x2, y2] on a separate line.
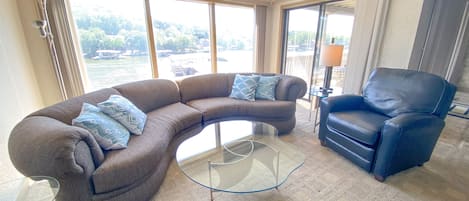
[8, 116, 103, 178]
[373, 113, 445, 179]
[275, 75, 307, 101]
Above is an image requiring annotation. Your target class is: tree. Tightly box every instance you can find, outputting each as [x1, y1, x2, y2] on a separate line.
[193, 27, 209, 40]
[75, 14, 134, 35]
[78, 28, 106, 57]
[288, 31, 315, 49]
[125, 31, 148, 54]
[102, 36, 125, 51]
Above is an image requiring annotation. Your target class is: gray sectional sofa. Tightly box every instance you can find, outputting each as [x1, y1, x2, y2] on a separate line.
[8, 73, 306, 201]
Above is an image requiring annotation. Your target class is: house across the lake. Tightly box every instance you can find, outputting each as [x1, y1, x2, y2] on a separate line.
[92, 50, 121, 60]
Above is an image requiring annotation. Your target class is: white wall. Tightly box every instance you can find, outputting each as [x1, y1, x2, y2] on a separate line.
[0, 0, 44, 182]
[377, 0, 423, 68]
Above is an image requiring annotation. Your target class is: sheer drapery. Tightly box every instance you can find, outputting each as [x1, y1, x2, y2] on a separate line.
[47, 0, 86, 98]
[343, 0, 389, 94]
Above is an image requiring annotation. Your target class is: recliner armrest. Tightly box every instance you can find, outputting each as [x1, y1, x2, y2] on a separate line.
[318, 95, 365, 141]
[321, 95, 365, 112]
[373, 113, 445, 179]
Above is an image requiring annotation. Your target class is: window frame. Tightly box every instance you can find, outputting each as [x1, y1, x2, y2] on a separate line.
[147, 1, 258, 77]
[47, 0, 271, 96]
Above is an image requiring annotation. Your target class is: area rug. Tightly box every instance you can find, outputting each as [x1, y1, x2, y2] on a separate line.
[152, 101, 469, 201]
[448, 102, 469, 119]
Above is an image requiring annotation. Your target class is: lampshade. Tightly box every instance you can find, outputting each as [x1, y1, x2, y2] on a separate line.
[320, 44, 344, 67]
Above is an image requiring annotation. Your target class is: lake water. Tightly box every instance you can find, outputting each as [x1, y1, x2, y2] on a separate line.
[83, 50, 254, 92]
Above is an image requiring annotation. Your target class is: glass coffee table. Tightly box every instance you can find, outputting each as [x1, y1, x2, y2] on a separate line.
[0, 176, 59, 201]
[176, 120, 304, 200]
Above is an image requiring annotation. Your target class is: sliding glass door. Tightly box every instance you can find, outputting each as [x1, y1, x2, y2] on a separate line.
[282, 5, 320, 96]
[282, 0, 355, 97]
[317, 1, 354, 94]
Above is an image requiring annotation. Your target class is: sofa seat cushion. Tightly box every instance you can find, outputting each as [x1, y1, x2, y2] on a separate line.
[92, 118, 172, 194]
[327, 110, 390, 146]
[92, 103, 202, 194]
[187, 97, 295, 122]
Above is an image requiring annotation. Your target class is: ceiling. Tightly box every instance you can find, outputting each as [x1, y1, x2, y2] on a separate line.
[253, 0, 356, 7]
[327, 0, 356, 15]
[215, 0, 356, 9]
[328, 0, 356, 9]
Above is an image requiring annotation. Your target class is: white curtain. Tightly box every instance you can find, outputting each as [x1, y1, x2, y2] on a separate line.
[39, 0, 86, 99]
[343, 0, 390, 94]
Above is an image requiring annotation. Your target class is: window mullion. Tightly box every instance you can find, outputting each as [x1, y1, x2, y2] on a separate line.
[209, 3, 218, 73]
[144, 0, 159, 78]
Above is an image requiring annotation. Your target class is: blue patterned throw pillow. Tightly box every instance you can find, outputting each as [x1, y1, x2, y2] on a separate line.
[98, 95, 147, 135]
[72, 103, 130, 150]
[255, 76, 280, 100]
[229, 74, 260, 101]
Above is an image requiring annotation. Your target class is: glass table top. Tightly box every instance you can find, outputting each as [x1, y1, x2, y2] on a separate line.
[176, 120, 305, 193]
[0, 176, 59, 201]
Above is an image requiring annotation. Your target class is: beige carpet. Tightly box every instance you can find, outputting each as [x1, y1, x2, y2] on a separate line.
[152, 100, 469, 201]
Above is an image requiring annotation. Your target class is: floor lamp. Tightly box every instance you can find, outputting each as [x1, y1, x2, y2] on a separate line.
[320, 40, 344, 95]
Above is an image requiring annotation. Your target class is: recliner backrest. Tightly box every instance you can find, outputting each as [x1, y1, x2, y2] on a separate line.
[362, 67, 456, 118]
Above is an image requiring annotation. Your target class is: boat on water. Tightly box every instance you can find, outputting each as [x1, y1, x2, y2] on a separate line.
[92, 50, 121, 60]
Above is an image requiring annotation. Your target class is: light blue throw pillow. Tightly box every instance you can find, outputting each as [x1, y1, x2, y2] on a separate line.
[72, 103, 130, 150]
[229, 74, 260, 101]
[255, 76, 280, 100]
[98, 95, 147, 135]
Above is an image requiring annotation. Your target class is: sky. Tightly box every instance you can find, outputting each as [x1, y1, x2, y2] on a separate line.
[70, 0, 254, 36]
[70, 0, 352, 38]
[288, 8, 354, 37]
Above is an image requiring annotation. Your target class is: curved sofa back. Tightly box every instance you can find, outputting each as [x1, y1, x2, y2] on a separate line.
[113, 79, 180, 113]
[178, 73, 307, 103]
[28, 79, 180, 125]
[28, 88, 121, 125]
[177, 73, 232, 103]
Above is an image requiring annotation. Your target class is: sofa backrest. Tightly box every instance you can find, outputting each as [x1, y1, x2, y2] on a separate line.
[113, 79, 180, 113]
[363, 67, 456, 118]
[177, 73, 307, 102]
[28, 79, 181, 125]
[177, 73, 232, 103]
[29, 88, 121, 125]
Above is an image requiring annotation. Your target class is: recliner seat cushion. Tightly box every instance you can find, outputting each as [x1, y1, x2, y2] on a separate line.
[327, 110, 390, 146]
[187, 97, 295, 122]
[92, 103, 202, 194]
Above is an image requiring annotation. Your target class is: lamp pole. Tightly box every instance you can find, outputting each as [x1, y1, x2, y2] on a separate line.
[322, 66, 333, 95]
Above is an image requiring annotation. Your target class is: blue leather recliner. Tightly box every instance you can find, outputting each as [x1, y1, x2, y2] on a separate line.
[318, 67, 456, 181]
